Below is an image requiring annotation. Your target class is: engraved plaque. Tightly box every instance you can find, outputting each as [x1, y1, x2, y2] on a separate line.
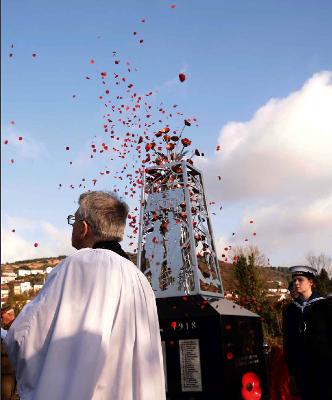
[179, 339, 202, 392]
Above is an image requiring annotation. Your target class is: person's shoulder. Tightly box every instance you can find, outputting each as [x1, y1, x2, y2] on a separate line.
[69, 248, 136, 269]
[284, 300, 299, 315]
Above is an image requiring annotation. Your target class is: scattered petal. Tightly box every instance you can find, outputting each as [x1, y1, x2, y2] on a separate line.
[179, 73, 186, 82]
[181, 138, 191, 147]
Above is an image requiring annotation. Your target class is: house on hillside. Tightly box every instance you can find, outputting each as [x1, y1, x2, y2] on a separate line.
[20, 282, 32, 293]
[266, 280, 288, 301]
[17, 269, 32, 277]
[33, 284, 43, 292]
[31, 269, 45, 275]
[1, 284, 10, 307]
[1, 272, 17, 284]
[1, 284, 9, 299]
[13, 283, 21, 295]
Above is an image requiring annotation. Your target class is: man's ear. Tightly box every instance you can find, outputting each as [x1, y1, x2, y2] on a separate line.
[80, 221, 90, 239]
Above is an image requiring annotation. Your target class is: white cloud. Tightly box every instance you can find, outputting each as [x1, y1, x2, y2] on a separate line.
[198, 71, 332, 266]
[1, 126, 49, 160]
[1, 217, 74, 263]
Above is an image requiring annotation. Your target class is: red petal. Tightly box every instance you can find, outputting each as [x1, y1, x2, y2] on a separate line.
[179, 73, 186, 82]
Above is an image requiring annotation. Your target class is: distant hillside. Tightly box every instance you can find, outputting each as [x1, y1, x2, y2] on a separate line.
[1, 256, 66, 273]
[2, 255, 291, 291]
[219, 261, 291, 292]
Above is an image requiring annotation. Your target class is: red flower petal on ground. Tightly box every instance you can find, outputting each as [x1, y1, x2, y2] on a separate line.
[4, 140, 9, 144]
[18, 137, 23, 141]
[90, 59, 95, 64]
[216, 145, 221, 151]
[179, 73, 186, 82]
[34, 243, 38, 247]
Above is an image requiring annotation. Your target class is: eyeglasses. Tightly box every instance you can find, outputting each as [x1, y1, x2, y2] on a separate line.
[67, 215, 84, 225]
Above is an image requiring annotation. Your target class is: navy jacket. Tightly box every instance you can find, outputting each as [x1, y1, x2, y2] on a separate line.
[283, 292, 332, 399]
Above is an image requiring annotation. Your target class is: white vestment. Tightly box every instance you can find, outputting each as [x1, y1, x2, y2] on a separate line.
[4, 248, 166, 400]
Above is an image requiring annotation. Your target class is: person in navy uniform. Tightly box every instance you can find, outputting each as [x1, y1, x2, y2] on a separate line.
[283, 265, 332, 400]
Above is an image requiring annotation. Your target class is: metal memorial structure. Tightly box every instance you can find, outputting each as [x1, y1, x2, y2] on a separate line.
[137, 160, 223, 298]
[137, 160, 268, 400]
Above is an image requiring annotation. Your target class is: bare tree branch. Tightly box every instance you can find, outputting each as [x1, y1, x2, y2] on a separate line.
[306, 252, 332, 277]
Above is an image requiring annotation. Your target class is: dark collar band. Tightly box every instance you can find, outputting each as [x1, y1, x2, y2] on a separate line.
[93, 241, 130, 260]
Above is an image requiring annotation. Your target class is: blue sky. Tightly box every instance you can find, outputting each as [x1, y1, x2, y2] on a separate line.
[2, 0, 332, 266]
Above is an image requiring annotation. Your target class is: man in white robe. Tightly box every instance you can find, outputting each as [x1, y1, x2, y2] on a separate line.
[4, 191, 166, 400]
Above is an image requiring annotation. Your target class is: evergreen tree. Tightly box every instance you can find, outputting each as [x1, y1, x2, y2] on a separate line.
[233, 252, 265, 313]
[316, 268, 332, 296]
[233, 249, 284, 342]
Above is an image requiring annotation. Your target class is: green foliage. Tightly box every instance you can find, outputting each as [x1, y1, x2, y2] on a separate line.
[11, 255, 66, 265]
[233, 253, 265, 312]
[29, 274, 45, 286]
[233, 250, 286, 343]
[316, 268, 332, 296]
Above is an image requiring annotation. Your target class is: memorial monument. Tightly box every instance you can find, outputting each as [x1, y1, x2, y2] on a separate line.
[138, 146, 267, 399]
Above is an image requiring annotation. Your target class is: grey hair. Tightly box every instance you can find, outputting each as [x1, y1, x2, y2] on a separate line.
[77, 191, 129, 242]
